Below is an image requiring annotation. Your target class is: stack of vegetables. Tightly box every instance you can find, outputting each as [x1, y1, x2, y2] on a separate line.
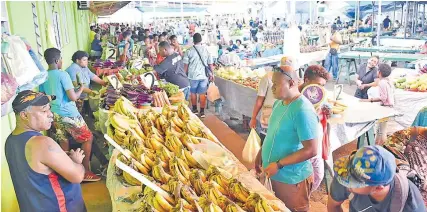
[100, 84, 154, 110]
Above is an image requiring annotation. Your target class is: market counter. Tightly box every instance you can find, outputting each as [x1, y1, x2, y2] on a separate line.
[202, 115, 254, 169]
[215, 77, 257, 117]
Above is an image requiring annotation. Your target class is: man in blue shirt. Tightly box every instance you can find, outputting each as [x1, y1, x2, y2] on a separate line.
[255, 65, 319, 211]
[39, 48, 100, 182]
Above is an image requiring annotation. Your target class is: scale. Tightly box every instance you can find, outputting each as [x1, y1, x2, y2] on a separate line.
[301, 84, 326, 109]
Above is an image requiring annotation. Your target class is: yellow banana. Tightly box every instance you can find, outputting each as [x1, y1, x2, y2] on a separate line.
[152, 195, 168, 212]
[183, 149, 201, 168]
[210, 174, 230, 193]
[179, 133, 194, 152]
[122, 171, 141, 186]
[211, 179, 229, 196]
[172, 114, 185, 129]
[260, 199, 274, 212]
[225, 203, 239, 212]
[255, 201, 265, 212]
[132, 159, 150, 175]
[141, 153, 154, 167]
[132, 126, 146, 140]
[170, 160, 189, 185]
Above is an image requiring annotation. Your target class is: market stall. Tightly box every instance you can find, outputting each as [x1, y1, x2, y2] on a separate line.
[103, 101, 289, 211]
[339, 51, 426, 62]
[352, 46, 420, 54]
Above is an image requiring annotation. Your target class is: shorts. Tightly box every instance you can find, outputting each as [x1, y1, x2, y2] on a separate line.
[52, 113, 93, 144]
[271, 175, 313, 211]
[189, 79, 209, 94]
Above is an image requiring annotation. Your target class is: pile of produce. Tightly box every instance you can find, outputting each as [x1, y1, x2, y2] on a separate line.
[151, 85, 171, 107]
[108, 100, 283, 211]
[91, 59, 124, 69]
[231, 78, 259, 90]
[100, 84, 153, 110]
[158, 81, 180, 97]
[129, 65, 154, 76]
[328, 100, 348, 115]
[215, 66, 264, 80]
[394, 74, 427, 92]
[300, 45, 322, 53]
[230, 29, 243, 36]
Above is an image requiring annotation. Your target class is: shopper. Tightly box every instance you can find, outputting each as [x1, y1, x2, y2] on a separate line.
[360, 63, 394, 145]
[65, 51, 106, 114]
[169, 35, 183, 56]
[383, 15, 392, 29]
[5, 90, 86, 212]
[298, 65, 331, 191]
[154, 41, 190, 100]
[39, 48, 100, 182]
[255, 66, 318, 211]
[156, 34, 167, 64]
[183, 33, 214, 118]
[324, 24, 342, 80]
[229, 40, 238, 51]
[89, 25, 96, 43]
[328, 145, 426, 212]
[354, 56, 379, 99]
[118, 31, 132, 62]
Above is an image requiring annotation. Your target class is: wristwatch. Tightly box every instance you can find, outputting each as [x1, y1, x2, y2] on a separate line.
[276, 160, 284, 169]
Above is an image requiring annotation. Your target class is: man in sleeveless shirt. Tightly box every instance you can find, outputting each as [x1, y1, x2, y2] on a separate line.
[5, 90, 86, 212]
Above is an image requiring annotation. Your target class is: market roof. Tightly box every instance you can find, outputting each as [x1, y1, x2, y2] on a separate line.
[90, 1, 131, 16]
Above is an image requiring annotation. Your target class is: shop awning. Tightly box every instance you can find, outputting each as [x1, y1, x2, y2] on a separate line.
[90, 1, 131, 16]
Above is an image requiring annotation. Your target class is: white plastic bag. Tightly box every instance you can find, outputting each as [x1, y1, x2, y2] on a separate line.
[2, 35, 40, 86]
[242, 129, 261, 164]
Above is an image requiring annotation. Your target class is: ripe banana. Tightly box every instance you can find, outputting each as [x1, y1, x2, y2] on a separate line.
[209, 174, 230, 193]
[260, 199, 274, 212]
[225, 203, 240, 212]
[183, 149, 201, 168]
[122, 171, 141, 186]
[172, 113, 185, 129]
[132, 126, 146, 140]
[152, 162, 171, 184]
[170, 159, 189, 185]
[151, 195, 169, 212]
[149, 136, 166, 151]
[132, 158, 150, 175]
[140, 153, 154, 167]
[180, 133, 195, 152]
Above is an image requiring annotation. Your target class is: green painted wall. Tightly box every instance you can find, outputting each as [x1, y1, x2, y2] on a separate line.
[2, 2, 95, 211]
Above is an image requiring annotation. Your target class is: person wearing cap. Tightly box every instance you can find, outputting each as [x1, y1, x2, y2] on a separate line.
[324, 24, 342, 80]
[5, 90, 86, 211]
[254, 65, 319, 211]
[39, 48, 100, 182]
[328, 145, 426, 212]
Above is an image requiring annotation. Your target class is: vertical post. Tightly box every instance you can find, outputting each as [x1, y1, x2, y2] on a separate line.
[371, 1, 375, 32]
[401, 3, 404, 25]
[423, 4, 426, 29]
[181, 0, 183, 22]
[414, 2, 418, 34]
[393, 1, 396, 23]
[356, 1, 360, 37]
[377, 0, 382, 47]
[309, 1, 312, 24]
[405, 1, 409, 39]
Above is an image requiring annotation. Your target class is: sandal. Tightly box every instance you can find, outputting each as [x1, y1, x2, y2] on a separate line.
[83, 172, 101, 182]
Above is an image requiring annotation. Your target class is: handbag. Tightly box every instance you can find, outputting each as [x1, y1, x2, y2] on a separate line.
[329, 48, 338, 55]
[193, 45, 213, 79]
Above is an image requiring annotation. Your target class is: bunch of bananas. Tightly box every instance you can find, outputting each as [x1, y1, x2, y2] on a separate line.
[108, 98, 283, 212]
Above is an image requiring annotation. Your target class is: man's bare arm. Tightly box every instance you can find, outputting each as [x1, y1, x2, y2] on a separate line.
[277, 139, 318, 167]
[38, 137, 85, 183]
[327, 194, 344, 212]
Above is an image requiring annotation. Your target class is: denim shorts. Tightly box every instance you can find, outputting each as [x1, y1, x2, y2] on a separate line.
[182, 86, 190, 100]
[189, 79, 209, 94]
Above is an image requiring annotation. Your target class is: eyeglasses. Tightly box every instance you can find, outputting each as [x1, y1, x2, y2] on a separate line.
[273, 66, 293, 81]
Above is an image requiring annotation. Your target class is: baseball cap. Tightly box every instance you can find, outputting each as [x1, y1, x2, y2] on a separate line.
[334, 145, 396, 188]
[12, 90, 55, 113]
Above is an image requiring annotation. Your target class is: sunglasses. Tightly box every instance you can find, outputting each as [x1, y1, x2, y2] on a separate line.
[273, 66, 293, 81]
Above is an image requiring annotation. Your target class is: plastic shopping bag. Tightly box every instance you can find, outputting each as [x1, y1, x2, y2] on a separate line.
[207, 82, 221, 102]
[242, 129, 261, 164]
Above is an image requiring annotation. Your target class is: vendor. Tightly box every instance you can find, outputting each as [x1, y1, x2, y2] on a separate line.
[156, 34, 167, 64]
[65, 51, 106, 114]
[5, 90, 86, 211]
[255, 66, 319, 211]
[354, 56, 379, 99]
[90, 33, 103, 60]
[39, 48, 100, 182]
[154, 41, 190, 100]
[420, 41, 427, 54]
[236, 39, 244, 51]
[229, 40, 238, 51]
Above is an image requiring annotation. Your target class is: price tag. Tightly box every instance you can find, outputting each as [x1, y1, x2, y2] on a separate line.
[131, 59, 143, 70]
[139, 72, 155, 89]
[107, 75, 123, 89]
[106, 46, 117, 59]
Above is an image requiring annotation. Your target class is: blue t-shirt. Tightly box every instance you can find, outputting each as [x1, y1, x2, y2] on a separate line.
[39, 69, 80, 117]
[65, 63, 95, 100]
[262, 96, 318, 184]
[91, 38, 102, 51]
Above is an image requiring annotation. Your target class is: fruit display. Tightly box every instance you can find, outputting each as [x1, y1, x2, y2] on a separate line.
[158, 81, 180, 97]
[107, 99, 284, 211]
[91, 59, 124, 69]
[300, 45, 322, 53]
[215, 66, 267, 90]
[328, 100, 348, 115]
[100, 84, 153, 110]
[394, 74, 427, 92]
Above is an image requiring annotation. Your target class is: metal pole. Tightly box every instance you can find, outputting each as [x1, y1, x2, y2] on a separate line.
[405, 1, 409, 39]
[371, 1, 375, 32]
[411, 2, 416, 34]
[393, 1, 396, 23]
[357, 1, 360, 37]
[401, 3, 404, 25]
[377, 0, 382, 47]
[423, 4, 426, 29]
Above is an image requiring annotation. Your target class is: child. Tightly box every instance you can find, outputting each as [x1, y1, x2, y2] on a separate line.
[361, 63, 394, 145]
